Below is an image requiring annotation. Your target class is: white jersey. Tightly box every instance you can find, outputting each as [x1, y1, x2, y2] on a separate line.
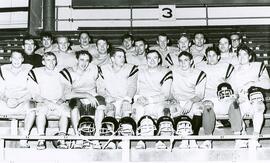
[117, 45, 137, 57]
[229, 62, 270, 94]
[149, 45, 179, 67]
[190, 44, 212, 64]
[28, 67, 65, 102]
[0, 64, 32, 98]
[98, 63, 138, 100]
[136, 65, 172, 103]
[35, 43, 58, 56]
[219, 52, 239, 66]
[126, 53, 147, 66]
[92, 53, 112, 66]
[60, 63, 99, 97]
[71, 44, 98, 57]
[171, 66, 206, 101]
[196, 61, 234, 99]
[54, 50, 77, 71]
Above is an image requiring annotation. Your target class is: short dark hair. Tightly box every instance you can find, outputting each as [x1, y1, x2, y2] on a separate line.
[96, 37, 108, 45]
[43, 51, 57, 61]
[121, 33, 134, 42]
[236, 43, 255, 61]
[79, 31, 92, 42]
[205, 46, 220, 56]
[178, 33, 190, 42]
[75, 50, 92, 63]
[178, 51, 193, 60]
[40, 32, 53, 40]
[146, 50, 163, 65]
[22, 36, 36, 46]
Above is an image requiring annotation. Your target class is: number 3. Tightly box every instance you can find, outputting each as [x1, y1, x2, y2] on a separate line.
[162, 8, 173, 18]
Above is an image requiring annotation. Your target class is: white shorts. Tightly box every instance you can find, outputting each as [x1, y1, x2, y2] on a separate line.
[169, 100, 203, 118]
[0, 100, 33, 116]
[112, 100, 132, 119]
[35, 102, 70, 118]
[133, 101, 166, 120]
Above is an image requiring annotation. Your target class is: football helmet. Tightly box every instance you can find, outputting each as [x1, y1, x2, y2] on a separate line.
[78, 116, 96, 136]
[174, 115, 193, 136]
[118, 117, 136, 136]
[137, 115, 157, 136]
[217, 82, 234, 100]
[100, 116, 119, 136]
[156, 116, 175, 136]
[248, 86, 264, 104]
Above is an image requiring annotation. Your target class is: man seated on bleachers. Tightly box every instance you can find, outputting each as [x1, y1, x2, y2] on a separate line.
[97, 48, 138, 120]
[149, 33, 179, 67]
[54, 36, 77, 71]
[126, 38, 148, 66]
[92, 37, 111, 66]
[218, 36, 239, 66]
[196, 47, 243, 149]
[132, 50, 172, 134]
[71, 31, 97, 56]
[229, 44, 270, 148]
[0, 51, 32, 116]
[60, 50, 107, 149]
[117, 33, 136, 57]
[190, 32, 212, 65]
[170, 51, 206, 149]
[230, 33, 242, 54]
[35, 32, 58, 56]
[25, 52, 70, 150]
[22, 37, 43, 68]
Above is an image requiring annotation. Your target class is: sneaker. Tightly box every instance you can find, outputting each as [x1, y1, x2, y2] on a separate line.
[215, 121, 224, 128]
[74, 140, 83, 149]
[235, 140, 248, 148]
[58, 140, 68, 149]
[20, 140, 30, 148]
[248, 139, 262, 148]
[136, 140, 146, 149]
[179, 140, 189, 149]
[200, 140, 212, 149]
[105, 142, 116, 149]
[155, 141, 167, 149]
[37, 140, 46, 150]
[189, 140, 199, 149]
[92, 140, 101, 149]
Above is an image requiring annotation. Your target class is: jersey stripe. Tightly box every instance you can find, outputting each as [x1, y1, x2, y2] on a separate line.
[128, 65, 138, 77]
[62, 68, 72, 84]
[225, 64, 234, 79]
[195, 71, 206, 86]
[160, 71, 173, 85]
[97, 66, 104, 79]
[165, 54, 173, 66]
[0, 67, 4, 80]
[258, 63, 266, 78]
[28, 70, 38, 84]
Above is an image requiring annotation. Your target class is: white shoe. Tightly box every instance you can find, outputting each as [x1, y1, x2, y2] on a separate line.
[136, 140, 146, 149]
[248, 139, 262, 148]
[117, 141, 123, 149]
[19, 140, 30, 148]
[73, 140, 83, 149]
[189, 140, 198, 149]
[179, 140, 189, 149]
[155, 141, 167, 149]
[200, 140, 212, 149]
[235, 140, 248, 148]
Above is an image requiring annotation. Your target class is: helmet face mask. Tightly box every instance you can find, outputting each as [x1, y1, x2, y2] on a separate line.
[158, 121, 174, 136]
[78, 116, 95, 136]
[138, 118, 156, 136]
[175, 120, 193, 136]
[217, 83, 234, 100]
[249, 92, 264, 104]
[119, 124, 134, 136]
[100, 122, 115, 136]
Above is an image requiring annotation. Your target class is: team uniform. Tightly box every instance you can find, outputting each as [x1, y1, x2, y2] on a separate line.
[170, 65, 206, 118]
[190, 44, 212, 65]
[35, 43, 58, 56]
[118, 45, 137, 57]
[27, 67, 69, 117]
[0, 64, 32, 115]
[229, 62, 270, 116]
[149, 45, 179, 67]
[71, 44, 98, 57]
[126, 53, 147, 66]
[92, 53, 112, 66]
[60, 63, 105, 116]
[196, 62, 234, 114]
[98, 63, 138, 119]
[53, 50, 77, 71]
[219, 52, 239, 66]
[133, 65, 172, 120]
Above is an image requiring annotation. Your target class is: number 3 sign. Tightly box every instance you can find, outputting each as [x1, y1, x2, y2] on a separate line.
[159, 5, 176, 21]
